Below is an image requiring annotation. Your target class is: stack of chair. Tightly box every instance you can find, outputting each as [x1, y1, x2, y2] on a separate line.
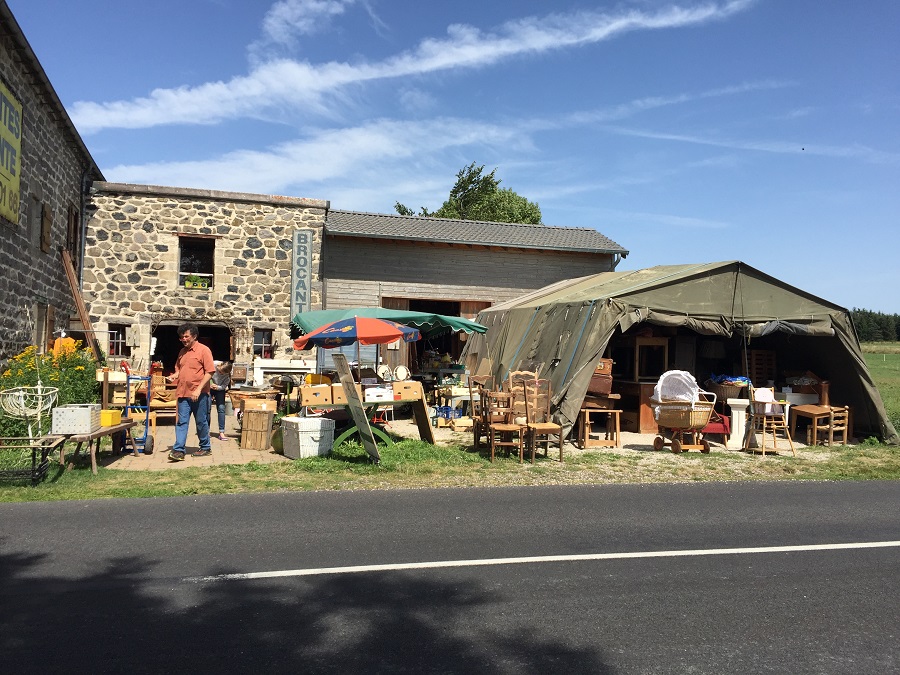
[485, 390, 524, 462]
[521, 378, 564, 463]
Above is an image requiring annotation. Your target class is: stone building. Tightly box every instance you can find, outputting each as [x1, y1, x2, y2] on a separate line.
[82, 182, 627, 384]
[83, 182, 327, 380]
[0, 4, 103, 360]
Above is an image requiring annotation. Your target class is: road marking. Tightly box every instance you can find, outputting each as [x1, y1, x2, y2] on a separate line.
[187, 540, 900, 583]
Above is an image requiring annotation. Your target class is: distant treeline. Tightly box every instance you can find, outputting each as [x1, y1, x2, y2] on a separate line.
[851, 309, 899, 342]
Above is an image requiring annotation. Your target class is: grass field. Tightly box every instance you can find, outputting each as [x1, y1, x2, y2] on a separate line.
[864, 344, 900, 430]
[1, 343, 898, 501]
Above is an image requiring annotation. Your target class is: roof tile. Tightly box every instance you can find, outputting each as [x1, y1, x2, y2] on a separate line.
[326, 210, 628, 254]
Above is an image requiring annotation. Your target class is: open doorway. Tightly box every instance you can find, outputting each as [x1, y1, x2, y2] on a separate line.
[152, 323, 233, 374]
[408, 299, 461, 358]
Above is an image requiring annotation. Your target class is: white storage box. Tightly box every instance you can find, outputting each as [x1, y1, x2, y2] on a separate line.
[281, 416, 335, 459]
[52, 403, 102, 434]
[364, 387, 393, 403]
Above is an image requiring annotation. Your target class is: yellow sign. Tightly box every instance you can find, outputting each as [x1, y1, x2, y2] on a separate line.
[0, 80, 23, 224]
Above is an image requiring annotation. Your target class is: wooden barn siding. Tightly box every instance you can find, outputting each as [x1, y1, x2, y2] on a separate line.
[324, 236, 615, 307]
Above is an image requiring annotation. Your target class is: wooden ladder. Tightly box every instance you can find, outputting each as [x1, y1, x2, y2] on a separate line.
[60, 248, 103, 361]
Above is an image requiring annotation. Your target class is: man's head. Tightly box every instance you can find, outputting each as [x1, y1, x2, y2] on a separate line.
[177, 322, 199, 347]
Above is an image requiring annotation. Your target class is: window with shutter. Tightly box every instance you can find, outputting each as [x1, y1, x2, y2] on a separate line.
[41, 203, 52, 253]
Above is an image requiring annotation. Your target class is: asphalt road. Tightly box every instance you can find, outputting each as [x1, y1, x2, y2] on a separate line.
[2, 481, 898, 673]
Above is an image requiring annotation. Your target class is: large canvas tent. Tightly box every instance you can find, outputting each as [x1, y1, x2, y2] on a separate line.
[462, 261, 898, 444]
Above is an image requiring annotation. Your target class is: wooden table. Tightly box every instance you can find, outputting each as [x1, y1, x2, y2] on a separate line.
[789, 404, 850, 446]
[578, 408, 622, 449]
[59, 420, 137, 475]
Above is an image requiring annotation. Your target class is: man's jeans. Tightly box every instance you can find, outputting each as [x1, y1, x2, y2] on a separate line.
[173, 393, 211, 452]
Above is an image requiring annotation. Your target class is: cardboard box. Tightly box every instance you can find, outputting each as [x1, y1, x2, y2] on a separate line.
[241, 398, 278, 412]
[392, 381, 423, 401]
[364, 387, 393, 403]
[300, 385, 332, 407]
[100, 409, 122, 426]
[331, 384, 362, 405]
[451, 416, 473, 430]
[52, 404, 102, 435]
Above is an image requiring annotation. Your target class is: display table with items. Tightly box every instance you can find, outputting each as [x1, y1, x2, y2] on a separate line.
[302, 380, 435, 448]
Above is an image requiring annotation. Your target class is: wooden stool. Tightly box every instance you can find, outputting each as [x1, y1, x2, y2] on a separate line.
[579, 408, 622, 448]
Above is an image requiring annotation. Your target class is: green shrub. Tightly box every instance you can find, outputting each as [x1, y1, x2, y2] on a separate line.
[0, 344, 100, 437]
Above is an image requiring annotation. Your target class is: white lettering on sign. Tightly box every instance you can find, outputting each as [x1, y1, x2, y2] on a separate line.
[291, 229, 314, 319]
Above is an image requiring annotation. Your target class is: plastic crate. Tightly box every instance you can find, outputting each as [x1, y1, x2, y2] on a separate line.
[52, 404, 101, 434]
[281, 416, 335, 459]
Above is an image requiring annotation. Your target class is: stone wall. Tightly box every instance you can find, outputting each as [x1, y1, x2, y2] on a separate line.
[84, 183, 327, 366]
[0, 12, 100, 360]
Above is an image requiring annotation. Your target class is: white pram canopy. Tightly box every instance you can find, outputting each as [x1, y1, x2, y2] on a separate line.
[653, 370, 700, 404]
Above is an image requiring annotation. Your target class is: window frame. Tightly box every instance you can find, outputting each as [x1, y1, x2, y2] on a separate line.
[177, 235, 215, 288]
[107, 323, 131, 358]
[253, 329, 275, 359]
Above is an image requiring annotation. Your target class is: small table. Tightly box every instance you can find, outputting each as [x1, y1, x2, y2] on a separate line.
[59, 420, 137, 475]
[789, 405, 850, 446]
[578, 408, 622, 449]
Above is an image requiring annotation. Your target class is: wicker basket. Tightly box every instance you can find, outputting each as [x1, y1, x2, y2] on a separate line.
[705, 380, 746, 401]
[228, 389, 279, 409]
[654, 399, 715, 430]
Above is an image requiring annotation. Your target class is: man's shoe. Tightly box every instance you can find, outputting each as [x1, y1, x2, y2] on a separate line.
[168, 450, 186, 461]
[191, 449, 212, 457]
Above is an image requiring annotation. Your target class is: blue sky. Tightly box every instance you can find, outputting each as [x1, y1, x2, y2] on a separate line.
[9, 0, 900, 312]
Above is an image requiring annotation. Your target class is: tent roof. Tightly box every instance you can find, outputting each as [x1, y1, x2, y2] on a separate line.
[486, 261, 846, 319]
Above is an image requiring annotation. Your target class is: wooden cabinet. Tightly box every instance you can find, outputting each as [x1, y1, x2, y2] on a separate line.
[611, 336, 669, 382]
[614, 381, 659, 433]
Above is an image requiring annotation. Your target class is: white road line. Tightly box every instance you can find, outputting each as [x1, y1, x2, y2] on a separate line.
[187, 540, 900, 583]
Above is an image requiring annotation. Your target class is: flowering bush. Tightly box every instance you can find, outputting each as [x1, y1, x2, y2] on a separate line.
[0, 344, 100, 437]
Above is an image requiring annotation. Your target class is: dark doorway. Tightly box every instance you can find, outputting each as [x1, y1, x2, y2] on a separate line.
[152, 323, 233, 374]
[408, 299, 462, 359]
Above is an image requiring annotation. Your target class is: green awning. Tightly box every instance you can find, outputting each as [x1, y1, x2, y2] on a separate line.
[291, 307, 487, 338]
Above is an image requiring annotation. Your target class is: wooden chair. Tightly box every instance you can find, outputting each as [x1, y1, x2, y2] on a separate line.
[468, 376, 493, 450]
[485, 390, 525, 462]
[522, 379, 564, 463]
[807, 406, 850, 446]
[744, 386, 795, 456]
[506, 370, 538, 393]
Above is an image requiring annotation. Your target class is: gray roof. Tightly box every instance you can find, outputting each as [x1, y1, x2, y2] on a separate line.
[326, 210, 628, 255]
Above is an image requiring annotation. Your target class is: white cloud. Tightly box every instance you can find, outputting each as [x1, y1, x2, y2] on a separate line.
[106, 117, 526, 196]
[268, 0, 353, 41]
[71, 0, 756, 133]
[602, 126, 900, 164]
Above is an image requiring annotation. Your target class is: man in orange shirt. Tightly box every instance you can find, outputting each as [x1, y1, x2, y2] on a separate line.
[167, 323, 215, 461]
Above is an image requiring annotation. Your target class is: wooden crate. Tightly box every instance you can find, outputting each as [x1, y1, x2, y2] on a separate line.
[240, 410, 274, 450]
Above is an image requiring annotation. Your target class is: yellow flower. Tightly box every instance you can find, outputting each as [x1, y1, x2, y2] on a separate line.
[75, 365, 85, 371]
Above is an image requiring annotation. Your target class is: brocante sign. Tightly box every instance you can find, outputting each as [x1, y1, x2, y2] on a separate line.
[0, 79, 22, 224]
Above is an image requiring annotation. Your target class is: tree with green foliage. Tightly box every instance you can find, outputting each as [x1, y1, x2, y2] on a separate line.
[395, 162, 542, 224]
[851, 308, 900, 342]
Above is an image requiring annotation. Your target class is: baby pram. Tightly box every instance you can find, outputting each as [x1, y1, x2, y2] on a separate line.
[650, 370, 716, 453]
